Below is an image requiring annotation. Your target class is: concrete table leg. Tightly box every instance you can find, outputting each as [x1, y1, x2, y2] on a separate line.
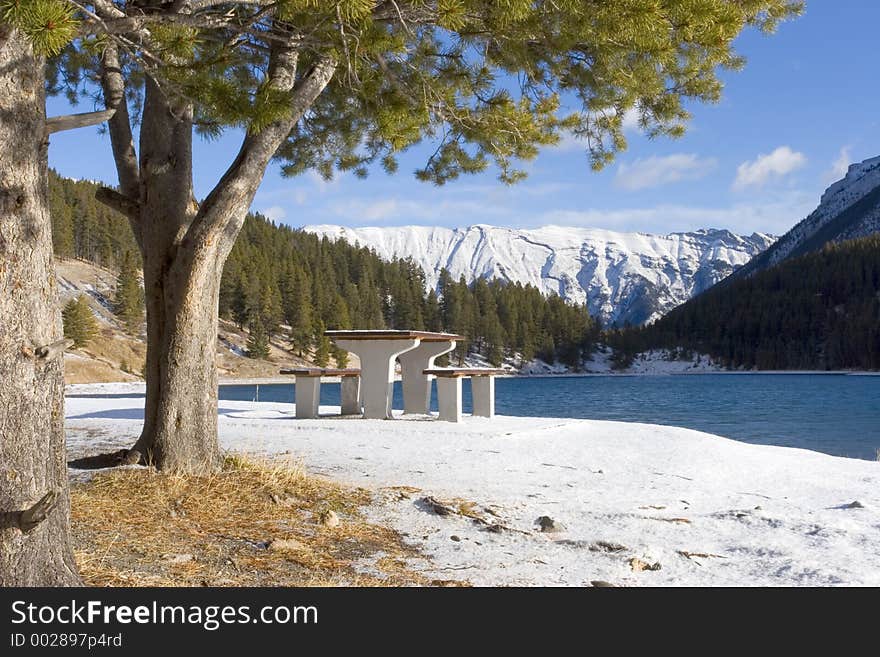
[435, 377, 462, 422]
[340, 376, 361, 415]
[295, 376, 321, 419]
[398, 340, 456, 414]
[471, 376, 495, 418]
[334, 339, 420, 419]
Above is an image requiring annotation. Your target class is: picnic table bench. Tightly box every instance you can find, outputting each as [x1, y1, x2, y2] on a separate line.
[423, 368, 506, 422]
[278, 368, 361, 418]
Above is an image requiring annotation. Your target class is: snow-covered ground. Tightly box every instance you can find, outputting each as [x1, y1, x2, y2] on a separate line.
[516, 347, 723, 375]
[65, 382, 880, 586]
[583, 346, 725, 374]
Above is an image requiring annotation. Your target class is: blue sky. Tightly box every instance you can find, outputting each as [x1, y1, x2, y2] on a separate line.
[47, 1, 880, 237]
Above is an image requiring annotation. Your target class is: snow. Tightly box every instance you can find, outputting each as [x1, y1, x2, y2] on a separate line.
[304, 224, 774, 325]
[755, 154, 880, 271]
[820, 155, 880, 207]
[512, 347, 723, 375]
[65, 383, 880, 586]
[583, 346, 724, 374]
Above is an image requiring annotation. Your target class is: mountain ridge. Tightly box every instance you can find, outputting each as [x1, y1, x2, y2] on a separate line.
[731, 154, 880, 280]
[304, 223, 775, 326]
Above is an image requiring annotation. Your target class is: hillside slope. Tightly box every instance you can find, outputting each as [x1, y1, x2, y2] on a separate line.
[611, 236, 880, 371]
[56, 259, 311, 384]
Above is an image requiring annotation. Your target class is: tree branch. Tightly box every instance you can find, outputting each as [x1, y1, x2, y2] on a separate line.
[100, 42, 140, 198]
[34, 339, 74, 363]
[96, 186, 140, 219]
[79, 12, 248, 38]
[187, 52, 337, 254]
[19, 491, 61, 533]
[45, 109, 115, 135]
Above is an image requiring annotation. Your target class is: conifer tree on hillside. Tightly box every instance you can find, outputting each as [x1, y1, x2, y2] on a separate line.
[313, 323, 331, 368]
[424, 290, 442, 333]
[113, 250, 144, 334]
[246, 313, 270, 360]
[258, 285, 283, 338]
[231, 278, 251, 329]
[62, 295, 99, 348]
[327, 292, 352, 330]
[332, 346, 350, 369]
[609, 235, 880, 371]
[282, 268, 313, 356]
[48, 173, 139, 268]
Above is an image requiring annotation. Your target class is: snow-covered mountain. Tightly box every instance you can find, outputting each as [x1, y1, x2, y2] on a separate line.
[304, 224, 775, 325]
[733, 155, 880, 280]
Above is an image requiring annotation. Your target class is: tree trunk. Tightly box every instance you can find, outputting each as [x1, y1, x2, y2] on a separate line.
[126, 76, 223, 473]
[98, 50, 335, 474]
[0, 25, 80, 585]
[130, 243, 224, 473]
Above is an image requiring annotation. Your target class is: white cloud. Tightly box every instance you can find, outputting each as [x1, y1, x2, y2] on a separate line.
[823, 146, 852, 184]
[360, 199, 399, 222]
[261, 205, 287, 222]
[537, 192, 814, 235]
[327, 197, 508, 224]
[552, 108, 642, 152]
[620, 107, 641, 133]
[306, 169, 344, 191]
[300, 187, 814, 236]
[733, 146, 807, 190]
[614, 153, 716, 191]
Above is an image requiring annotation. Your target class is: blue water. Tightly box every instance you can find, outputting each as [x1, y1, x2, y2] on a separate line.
[219, 374, 880, 460]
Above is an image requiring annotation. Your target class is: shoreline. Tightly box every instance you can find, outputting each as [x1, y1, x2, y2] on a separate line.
[216, 370, 880, 386]
[71, 368, 880, 391]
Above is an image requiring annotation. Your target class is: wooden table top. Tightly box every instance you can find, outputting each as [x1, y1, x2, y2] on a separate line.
[325, 330, 464, 342]
[423, 368, 506, 377]
[279, 368, 361, 376]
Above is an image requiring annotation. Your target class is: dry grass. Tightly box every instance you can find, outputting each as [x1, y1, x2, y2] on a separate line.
[70, 454, 433, 587]
[66, 355, 142, 385]
[82, 328, 147, 372]
[64, 328, 146, 384]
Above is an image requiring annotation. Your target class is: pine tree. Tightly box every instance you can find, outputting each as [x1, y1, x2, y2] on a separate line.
[259, 284, 283, 337]
[245, 313, 270, 359]
[484, 315, 506, 367]
[1, 4, 86, 586]
[424, 289, 442, 332]
[62, 295, 99, 348]
[113, 250, 144, 334]
[231, 278, 250, 329]
[332, 346, 349, 369]
[328, 292, 352, 330]
[286, 269, 314, 356]
[313, 325, 331, 368]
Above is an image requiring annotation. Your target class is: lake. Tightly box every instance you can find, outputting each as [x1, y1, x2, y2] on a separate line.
[219, 374, 880, 461]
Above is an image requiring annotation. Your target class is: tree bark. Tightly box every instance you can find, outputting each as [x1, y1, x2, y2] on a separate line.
[125, 76, 223, 473]
[130, 245, 225, 473]
[0, 25, 80, 586]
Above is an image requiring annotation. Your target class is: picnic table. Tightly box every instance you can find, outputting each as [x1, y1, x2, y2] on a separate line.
[325, 330, 463, 419]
